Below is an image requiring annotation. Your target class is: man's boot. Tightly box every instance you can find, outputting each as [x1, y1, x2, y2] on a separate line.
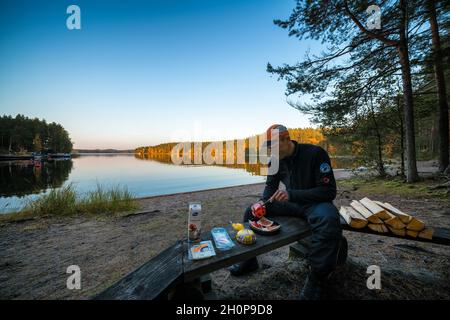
[299, 271, 327, 300]
[228, 257, 259, 276]
[336, 236, 348, 267]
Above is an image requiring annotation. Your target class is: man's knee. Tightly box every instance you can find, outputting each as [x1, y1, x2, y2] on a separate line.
[307, 202, 342, 238]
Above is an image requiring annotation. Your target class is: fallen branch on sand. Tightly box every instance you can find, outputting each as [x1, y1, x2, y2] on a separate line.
[429, 181, 450, 190]
[121, 209, 161, 218]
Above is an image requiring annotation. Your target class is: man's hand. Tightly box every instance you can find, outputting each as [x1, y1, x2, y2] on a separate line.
[251, 200, 264, 214]
[251, 200, 267, 218]
[270, 190, 289, 202]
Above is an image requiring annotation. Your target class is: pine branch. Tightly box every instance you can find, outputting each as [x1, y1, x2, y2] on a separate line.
[343, 0, 398, 47]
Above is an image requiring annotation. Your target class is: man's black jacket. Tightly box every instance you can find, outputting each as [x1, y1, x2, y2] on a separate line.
[263, 141, 337, 205]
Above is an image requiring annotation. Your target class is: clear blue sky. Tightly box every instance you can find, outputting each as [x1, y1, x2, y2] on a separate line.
[0, 0, 322, 149]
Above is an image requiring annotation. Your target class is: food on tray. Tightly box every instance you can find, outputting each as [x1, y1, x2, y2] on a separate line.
[189, 240, 216, 260]
[258, 217, 273, 227]
[211, 227, 235, 251]
[249, 217, 281, 233]
[250, 220, 262, 229]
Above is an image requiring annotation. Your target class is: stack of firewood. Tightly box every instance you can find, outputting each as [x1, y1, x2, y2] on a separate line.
[339, 197, 433, 239]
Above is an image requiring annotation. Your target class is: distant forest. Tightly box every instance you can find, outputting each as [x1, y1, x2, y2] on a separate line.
[136, 123, 442, 167]
[73, 149, 134, 154]
[135, 128, 327, 157]
[0, 114, 73, 154]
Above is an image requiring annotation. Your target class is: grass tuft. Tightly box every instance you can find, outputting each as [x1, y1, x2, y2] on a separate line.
[2, 183, 138, 221]
[338, 175, 450, 200]
[24, 184, 77, 216]
[80, 183, 137, 214]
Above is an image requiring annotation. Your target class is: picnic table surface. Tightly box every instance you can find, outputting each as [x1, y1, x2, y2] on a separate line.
[94, 215, 450, 300]
[183, 216, 312, 281]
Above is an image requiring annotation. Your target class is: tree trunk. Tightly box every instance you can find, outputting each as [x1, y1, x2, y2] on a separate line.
[397, 94, 405, 177]
[427, 0, 449, 172]
[376, 129, 385, 177]
[8, 135, 12, 153]
[369, 93, 385, 177]
[397, 0, 419, 182]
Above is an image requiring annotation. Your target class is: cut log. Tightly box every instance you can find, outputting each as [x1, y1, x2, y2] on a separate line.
[406, 230, 419, 238]
[407, 217, 425, 232]
[368, 223, 389, 233]
[339, 206, 368, 229]
[339, 206, 352, 225]
[359, 197, 391, 220]
[388, 226, 406, 236]
[350, 200, 383, 224]
[384, 216, 406, 230]
[374, 201, 424, 231]
[374, 201, 413, 224]
[418, 228, 434, 240]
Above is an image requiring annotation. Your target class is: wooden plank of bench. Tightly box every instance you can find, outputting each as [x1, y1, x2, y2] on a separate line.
[183, 216, 311, 282]
[93, 240, 184, 300]
[340, 217, 450, 246]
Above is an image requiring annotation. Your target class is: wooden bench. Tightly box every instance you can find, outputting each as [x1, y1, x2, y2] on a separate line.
[340, 218, 450, 245]
[291, 216, 450, 259]
[94, 215, 450, 300]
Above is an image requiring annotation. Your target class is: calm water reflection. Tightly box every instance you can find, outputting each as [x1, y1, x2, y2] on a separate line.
[0, 159, 73, 198]
[0, 154, 267, 213]
[0, 153, 358, 213]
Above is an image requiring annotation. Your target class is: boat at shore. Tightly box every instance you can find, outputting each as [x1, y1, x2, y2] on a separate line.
[0, 154, 33, 161]
[0, 152, 71, 161]
[47, 153, 71, 160]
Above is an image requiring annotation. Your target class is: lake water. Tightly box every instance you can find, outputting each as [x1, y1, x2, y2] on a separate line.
[0, 153, 357, 214]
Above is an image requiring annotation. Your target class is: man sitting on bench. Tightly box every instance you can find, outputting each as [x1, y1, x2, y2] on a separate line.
[228, 124, 343, 300]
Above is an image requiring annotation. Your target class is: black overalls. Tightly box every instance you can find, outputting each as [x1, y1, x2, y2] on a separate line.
[243, 141, 342, 277]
